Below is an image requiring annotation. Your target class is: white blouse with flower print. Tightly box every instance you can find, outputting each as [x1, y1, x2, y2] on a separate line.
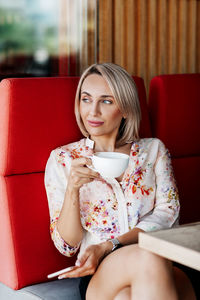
[44, 137, 180, 257]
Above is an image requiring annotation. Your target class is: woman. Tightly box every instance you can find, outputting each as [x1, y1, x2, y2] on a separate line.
[45, 63, 196, 299]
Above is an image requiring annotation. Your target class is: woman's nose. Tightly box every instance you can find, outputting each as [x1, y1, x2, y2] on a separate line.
[90, 102, 99, 116]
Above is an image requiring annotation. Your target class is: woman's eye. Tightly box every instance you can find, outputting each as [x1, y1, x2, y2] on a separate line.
[81, 98, 90, 103]
[102, 99, 113, 104]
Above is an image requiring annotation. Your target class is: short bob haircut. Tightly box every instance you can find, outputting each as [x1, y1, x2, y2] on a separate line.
[74, 63, 141, 147]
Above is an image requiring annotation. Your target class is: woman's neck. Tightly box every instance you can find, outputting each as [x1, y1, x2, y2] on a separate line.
[93, 137, 116, 152]
[90, 135, 132, 154]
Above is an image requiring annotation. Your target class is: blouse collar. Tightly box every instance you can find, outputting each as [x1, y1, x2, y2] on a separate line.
[86, 137, 95, 149]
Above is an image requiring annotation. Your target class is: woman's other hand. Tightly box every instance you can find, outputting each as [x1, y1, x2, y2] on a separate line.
[58, 242, 112, 279]
[68, 157, 100, 190]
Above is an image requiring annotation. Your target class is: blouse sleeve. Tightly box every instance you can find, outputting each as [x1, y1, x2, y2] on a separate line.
[136, 140, 180, 232]
[44, 149, 80, 257]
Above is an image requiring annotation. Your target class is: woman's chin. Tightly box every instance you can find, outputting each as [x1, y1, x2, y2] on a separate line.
[86, 127, 105, 137]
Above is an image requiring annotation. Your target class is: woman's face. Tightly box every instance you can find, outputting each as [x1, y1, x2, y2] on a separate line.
[80, 74, 123, 140]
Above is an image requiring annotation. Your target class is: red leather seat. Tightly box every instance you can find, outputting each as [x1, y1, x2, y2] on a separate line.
[0, 77, 81, 289]
[149, 74, 200, 224]
[0, 76, 150, 290]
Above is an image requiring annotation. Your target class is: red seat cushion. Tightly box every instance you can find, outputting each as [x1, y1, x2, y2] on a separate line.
[0, 77, 81, 289]
[149, 74, 200, 225]
[172, 157, 200, 224]
[0, 77, 82, 176]
[0, 174, 77, 289]
[149, 74, 200, 158]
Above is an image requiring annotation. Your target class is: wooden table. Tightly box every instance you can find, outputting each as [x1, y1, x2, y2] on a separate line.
[139, 222, 200, 271]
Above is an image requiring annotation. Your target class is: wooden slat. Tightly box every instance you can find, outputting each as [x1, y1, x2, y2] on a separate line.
[136, 0, 148, 83]
[167, 0, 178, 74]
[197, 0, 200, 72]
[177, 0, 187, 73]
[147, 0, 157, 84]
[98, 0, 113, 63]
[186, 0, 197, 73]
[124, 0, 135, 73]
[157, 0, 167, 75]
[114, 0, 125, 66]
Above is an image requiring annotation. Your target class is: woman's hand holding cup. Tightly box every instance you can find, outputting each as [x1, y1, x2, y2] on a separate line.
[68, 157, 100, 190]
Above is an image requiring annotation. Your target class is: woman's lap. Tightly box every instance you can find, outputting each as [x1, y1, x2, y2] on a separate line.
[79, 244, 199, 300]
[85, 244, 153, 299]
[81, 245, 138, 300]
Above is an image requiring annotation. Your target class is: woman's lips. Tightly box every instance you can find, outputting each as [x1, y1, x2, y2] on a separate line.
[87, 120, 104, 127]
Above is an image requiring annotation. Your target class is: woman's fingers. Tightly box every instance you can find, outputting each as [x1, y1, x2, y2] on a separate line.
[58, 258, 96, 278]
[68, 157, 100, 189]
[70, 158, 99, 179]
[74, 167, 99, 178]
[58, 245, 106, 279]
[72, 157, 92, 167]
[58, 257, 93, 278]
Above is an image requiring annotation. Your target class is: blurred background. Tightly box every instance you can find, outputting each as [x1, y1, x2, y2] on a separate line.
[0, 0, 199, 89]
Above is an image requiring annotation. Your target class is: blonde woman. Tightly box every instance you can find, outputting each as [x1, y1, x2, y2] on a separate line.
[45, 63, 197, 299]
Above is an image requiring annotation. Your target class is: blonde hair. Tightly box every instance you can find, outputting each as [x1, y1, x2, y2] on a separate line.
[74, 63, 141, 147]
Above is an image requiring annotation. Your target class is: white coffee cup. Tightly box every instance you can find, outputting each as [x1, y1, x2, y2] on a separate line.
[90, 152, 129, 178]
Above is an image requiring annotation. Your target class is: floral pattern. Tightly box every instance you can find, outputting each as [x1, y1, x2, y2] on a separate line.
[44, 138, 180, 257]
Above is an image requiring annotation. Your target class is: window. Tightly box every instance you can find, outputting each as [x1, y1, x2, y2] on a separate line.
[0, 0, 98, 78]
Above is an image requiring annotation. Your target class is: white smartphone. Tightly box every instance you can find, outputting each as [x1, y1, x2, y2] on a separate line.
[47, 266, 76, 279]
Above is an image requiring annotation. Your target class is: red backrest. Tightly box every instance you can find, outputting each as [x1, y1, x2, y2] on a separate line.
[133, 76, 152, 138]
[0, 77, 81, 290]
[0, 76, 150, 290]
[149, 74, 200, 224]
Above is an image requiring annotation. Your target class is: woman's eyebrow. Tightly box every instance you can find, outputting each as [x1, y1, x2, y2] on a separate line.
[81, 91, 114, 98]
[101, 95, 114, 98]
[81, 91, 91, 96]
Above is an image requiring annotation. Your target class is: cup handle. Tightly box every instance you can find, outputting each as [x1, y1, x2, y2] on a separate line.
[85, 155, 96, 171]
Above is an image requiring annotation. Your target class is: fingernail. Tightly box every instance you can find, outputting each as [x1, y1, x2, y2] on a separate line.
[58, 275, 65, 280]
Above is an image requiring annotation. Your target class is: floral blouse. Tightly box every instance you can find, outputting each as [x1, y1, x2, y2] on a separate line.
[44, 137, 180, 257]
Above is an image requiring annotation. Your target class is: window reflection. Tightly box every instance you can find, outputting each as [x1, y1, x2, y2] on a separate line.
[0, 0, 98, 78]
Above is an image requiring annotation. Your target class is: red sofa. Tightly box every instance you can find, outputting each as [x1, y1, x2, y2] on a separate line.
[0, 74, 199, 299]
[149, 74, 200, 224]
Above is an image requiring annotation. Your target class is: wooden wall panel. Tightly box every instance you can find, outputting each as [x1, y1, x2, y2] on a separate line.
[136, 0, 148, 79]
[167, 0, 178, 74]
[59, 0, 199, 90]
[125, 0, 135, 71]
[187, 0, 197, 72]
[98, 0, 113, 62]
[99, 0, 200, 91]
[147, 0, 157, 84]
[197, 0, 200, 72]
[157, 0, 167, 74]
[177, 0, 187, 73]
[114, 0, 126, 66]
